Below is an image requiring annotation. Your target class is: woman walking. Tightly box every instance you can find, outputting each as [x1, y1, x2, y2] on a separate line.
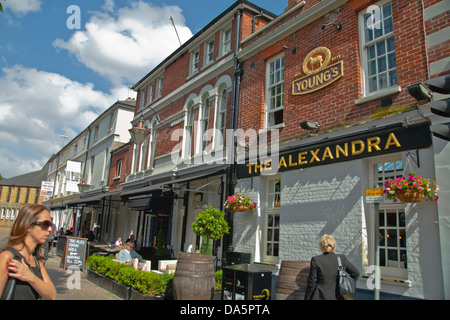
[305, 234, 359, 300]
[0, 204, 56, 300]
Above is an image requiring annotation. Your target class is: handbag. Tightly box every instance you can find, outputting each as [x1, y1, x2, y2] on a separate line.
[337, 256, 356, 300]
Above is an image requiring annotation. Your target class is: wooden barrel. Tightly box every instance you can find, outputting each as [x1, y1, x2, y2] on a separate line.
[173, 253, 215, 300]
[274, 260, 310, 300]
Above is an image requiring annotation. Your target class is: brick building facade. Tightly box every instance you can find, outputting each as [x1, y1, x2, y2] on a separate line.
[230, 0, 449, 299]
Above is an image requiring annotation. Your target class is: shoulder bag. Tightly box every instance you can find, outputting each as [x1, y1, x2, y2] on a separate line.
[337, 255, 356, 300]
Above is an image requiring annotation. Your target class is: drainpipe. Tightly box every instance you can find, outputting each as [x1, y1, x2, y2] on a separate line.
[252, 9, 264, 33]
[225, 8, 243, 256]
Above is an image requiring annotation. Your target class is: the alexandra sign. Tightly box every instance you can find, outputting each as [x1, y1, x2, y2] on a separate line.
[237, 123, 432, 178]
[292, 47, 343, 95]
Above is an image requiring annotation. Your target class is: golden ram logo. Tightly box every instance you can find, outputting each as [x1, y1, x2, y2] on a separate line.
[292, 47, 343, 95]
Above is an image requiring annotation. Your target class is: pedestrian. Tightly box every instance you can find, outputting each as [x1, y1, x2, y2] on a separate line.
[305, 234, 359, 300]
[0, 204, 56, 300]
[43, 218, 56, 260]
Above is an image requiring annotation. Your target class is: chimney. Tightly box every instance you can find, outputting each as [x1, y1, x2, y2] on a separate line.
[285, 0, 302, 12]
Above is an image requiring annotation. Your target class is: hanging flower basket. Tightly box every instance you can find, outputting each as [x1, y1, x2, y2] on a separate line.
[384, 171, 439, 203]
[224, 193, 257, 213]
[395, 189, 425, 203]
[230, 203, 250, 212]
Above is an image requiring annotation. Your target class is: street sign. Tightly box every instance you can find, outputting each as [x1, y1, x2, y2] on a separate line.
[365, 188, 384, 203]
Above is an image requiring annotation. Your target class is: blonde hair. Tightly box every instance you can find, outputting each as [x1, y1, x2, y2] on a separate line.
[319, 234, 336, 253]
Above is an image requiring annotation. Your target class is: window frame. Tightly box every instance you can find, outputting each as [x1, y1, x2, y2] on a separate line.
[265, 54, 285, 129]
[358, 0, 398, 97]
[264, 176, 281, 264]
[370, 155, 408, 280]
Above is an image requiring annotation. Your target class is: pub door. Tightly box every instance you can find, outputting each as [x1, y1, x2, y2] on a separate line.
[141, 212, 169, 260]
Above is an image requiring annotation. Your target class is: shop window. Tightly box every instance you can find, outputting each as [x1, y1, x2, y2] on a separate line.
[265, 177, 281, 262]
[372, 158, 408, 279]
[359, 0, 398, 95]
[266, 55, 284, 128]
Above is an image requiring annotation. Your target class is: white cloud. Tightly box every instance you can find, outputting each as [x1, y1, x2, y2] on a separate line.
[53, 1, 193, 85]
[5, 0, 41, 16]
[0, 65, 133, 178]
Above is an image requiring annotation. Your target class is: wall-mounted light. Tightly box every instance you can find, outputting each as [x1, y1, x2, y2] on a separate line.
[194, 192, 203, 202]
[129, 116, 151, 146]
[321, 23, 342, 30]
[300, 121, 320, 130]
[283, 46, 297, 54]
[407, 83, 432, 101]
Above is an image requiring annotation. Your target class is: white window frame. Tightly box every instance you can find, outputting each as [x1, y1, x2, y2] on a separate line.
[200, 96, 210, 152]
[190, 49, 200, 76]
[204, 38, 215, 66]
[139, 89, 146, 111]
[264, 176, 281, 264]
[265, 54, 284, 128]
[155, 75, 163, 99]
[220, 26, 232, 56]
[146, 84, 153, 106]
[116, 160, 122, 178]
[359, 0, 398, 97]
[370, 155, 408, 280]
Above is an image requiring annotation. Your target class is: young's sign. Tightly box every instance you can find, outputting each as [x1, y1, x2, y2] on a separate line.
[292, 47, 343, 95]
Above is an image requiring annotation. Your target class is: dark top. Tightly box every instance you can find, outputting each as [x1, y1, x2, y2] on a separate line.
[2, 247, 43, 300]
[304, 252, 360, 300]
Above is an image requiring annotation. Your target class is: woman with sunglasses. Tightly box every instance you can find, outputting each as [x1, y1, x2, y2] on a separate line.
[0, 204, 56, 300]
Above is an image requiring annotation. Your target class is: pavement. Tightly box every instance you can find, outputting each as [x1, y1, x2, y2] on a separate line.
[1, 226, 122, 300]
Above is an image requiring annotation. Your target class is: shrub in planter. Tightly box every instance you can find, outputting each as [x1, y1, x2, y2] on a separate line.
[85, 255, 173, 297]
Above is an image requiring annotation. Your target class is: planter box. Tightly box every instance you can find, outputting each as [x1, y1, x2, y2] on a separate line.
[85, 268, 171, 300]
[129, 288, 173, 300]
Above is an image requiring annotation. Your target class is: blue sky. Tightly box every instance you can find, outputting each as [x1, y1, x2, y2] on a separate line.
[0, 0, 284, 179]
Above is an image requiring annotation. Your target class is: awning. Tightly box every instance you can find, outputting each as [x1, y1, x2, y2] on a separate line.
[120, 183, 164, 198]
[66, 194, 103, 207]
[130, 197, 152, 211]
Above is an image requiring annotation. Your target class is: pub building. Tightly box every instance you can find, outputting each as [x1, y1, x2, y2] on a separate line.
[229, 0, 449, 299]
[76, 0, 448, 300]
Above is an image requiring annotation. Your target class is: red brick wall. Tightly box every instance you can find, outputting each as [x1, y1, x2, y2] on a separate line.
[239, 0, 433, 143]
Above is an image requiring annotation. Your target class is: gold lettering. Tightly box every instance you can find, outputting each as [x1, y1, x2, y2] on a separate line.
[310, 149, 321, 163]
[296, 82, 301, 92]
[308, 76, 315, 88]
[247, 163, 254, 174]
[322, 147, 334, 161]
[324, 70, 331, 82]
[288, 155, 298, 167]
[301, 80, 308, 91]
[351, 140, 365, 155]
[255, 162, 263, 173]
[279, 156, 287, 169]
[385, 133, 401, 149]
[315, 73, 324, 86]
[298, 152, 308, 165]
[332, 66, 339, 77]
[367, 137, 381, 152]
[336, 143, 348, 158]
[264, 159, 272, 171]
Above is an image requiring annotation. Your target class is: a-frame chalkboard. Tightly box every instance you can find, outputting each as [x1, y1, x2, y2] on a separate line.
[60, 237, 88, 270]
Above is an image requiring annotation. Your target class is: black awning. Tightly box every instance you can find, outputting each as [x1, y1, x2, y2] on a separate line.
[66, 195, 103, 207]
[130, 197, 152, 211]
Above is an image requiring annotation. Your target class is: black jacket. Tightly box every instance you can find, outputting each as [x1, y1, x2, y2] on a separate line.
[304, 252, 360, 300]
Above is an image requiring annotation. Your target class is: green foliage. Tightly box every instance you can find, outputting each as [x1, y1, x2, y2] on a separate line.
[192, 206, 229, 254]
[215, 269, 223, 292]
[156, 229, 167, 256]
[86, 255, 174, 296]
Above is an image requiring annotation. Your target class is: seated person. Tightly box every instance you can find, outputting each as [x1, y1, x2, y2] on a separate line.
[117, 242, 148, 271]
[115, 237, 123, 247]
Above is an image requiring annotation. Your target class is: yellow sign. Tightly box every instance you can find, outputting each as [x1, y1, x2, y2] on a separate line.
[292, 46, 343, 95]
[365, 188, 383, 197]
[365, 188, 384, 203]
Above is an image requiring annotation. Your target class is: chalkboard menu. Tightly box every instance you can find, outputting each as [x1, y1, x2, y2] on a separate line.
[60, 237, 88, 270]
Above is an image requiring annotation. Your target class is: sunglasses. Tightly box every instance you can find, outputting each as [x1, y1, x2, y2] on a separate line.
[32, 220, 52, 230]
